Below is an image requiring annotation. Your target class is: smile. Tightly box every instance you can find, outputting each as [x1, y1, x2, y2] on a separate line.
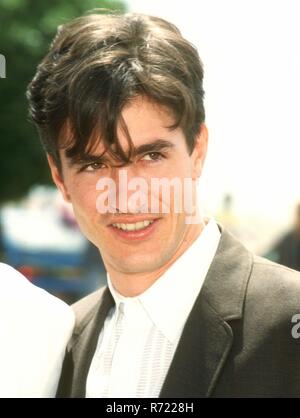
[109, 218, 160, 241]
[112, 220, 154, 231]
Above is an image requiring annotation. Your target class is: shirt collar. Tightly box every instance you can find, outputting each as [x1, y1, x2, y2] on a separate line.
[107, 219, 221, 343]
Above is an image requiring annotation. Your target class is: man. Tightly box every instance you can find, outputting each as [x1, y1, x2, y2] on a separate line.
[27, 12, 300, 397]
[0, 263, 74, 397]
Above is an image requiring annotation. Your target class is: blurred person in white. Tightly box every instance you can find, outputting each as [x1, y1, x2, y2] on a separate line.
[27, 11, 300, 398]
[0, 263, 74, 397]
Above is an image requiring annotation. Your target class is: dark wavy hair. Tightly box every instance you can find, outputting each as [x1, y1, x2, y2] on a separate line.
[27, 11, 205, 169]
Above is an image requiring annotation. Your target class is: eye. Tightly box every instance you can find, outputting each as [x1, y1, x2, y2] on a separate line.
[84, 161, 107, 172]
[141, 152, 164, 162]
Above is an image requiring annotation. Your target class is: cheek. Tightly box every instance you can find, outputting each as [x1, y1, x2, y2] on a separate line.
[164, 156, 194, 180]
[159, 159, 194, 212]
[67, 179, 99, 219]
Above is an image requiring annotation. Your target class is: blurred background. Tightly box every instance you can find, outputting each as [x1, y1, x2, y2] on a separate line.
[0, 0, 300, 303]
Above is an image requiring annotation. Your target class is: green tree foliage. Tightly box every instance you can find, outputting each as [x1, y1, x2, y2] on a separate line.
[0, 0, 126, 202]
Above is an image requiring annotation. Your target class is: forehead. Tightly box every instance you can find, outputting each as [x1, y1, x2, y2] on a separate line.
[119, 96, 176, 145]
[98, 96, 180, 155]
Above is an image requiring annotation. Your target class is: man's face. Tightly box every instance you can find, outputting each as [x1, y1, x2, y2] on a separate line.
[49, 96, 207, 275]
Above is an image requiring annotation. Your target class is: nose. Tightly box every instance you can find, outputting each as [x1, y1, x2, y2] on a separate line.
[112, 166, 149, 214]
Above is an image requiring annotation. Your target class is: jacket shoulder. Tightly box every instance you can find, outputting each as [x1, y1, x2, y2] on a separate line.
[247, 255, 300, 318]
[252, 255, 300, 287]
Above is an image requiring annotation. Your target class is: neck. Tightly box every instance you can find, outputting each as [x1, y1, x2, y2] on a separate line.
[105, 222, 205, 297]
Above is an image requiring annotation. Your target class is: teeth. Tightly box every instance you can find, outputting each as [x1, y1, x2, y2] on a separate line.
[112, 220, 154, 231]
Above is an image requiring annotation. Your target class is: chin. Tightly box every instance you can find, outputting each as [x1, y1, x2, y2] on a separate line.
[114, 256, 163, 275]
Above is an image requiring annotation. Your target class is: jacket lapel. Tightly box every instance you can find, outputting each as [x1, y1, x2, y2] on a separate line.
[69, 287, 115, 397]
[160, 229, 253, 397]
[159, 295, 233, 398]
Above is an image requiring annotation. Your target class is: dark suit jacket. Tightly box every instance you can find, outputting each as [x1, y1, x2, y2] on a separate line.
[57, 228, 300, 397]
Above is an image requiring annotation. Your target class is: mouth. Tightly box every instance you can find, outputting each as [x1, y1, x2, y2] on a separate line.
[108, 218, 160, 241]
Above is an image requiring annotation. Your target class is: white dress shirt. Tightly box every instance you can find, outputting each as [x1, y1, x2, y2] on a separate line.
[86, 219, 221, 398]
[0, 263, 75, 397]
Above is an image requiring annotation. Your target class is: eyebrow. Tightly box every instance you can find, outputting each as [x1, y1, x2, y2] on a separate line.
[68, 139, 175, 166]
[133, 139, 175, 156]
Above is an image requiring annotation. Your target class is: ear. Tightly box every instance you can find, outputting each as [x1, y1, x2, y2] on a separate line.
[47, 154, 71, 202]
[191, 123, 208, 179]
